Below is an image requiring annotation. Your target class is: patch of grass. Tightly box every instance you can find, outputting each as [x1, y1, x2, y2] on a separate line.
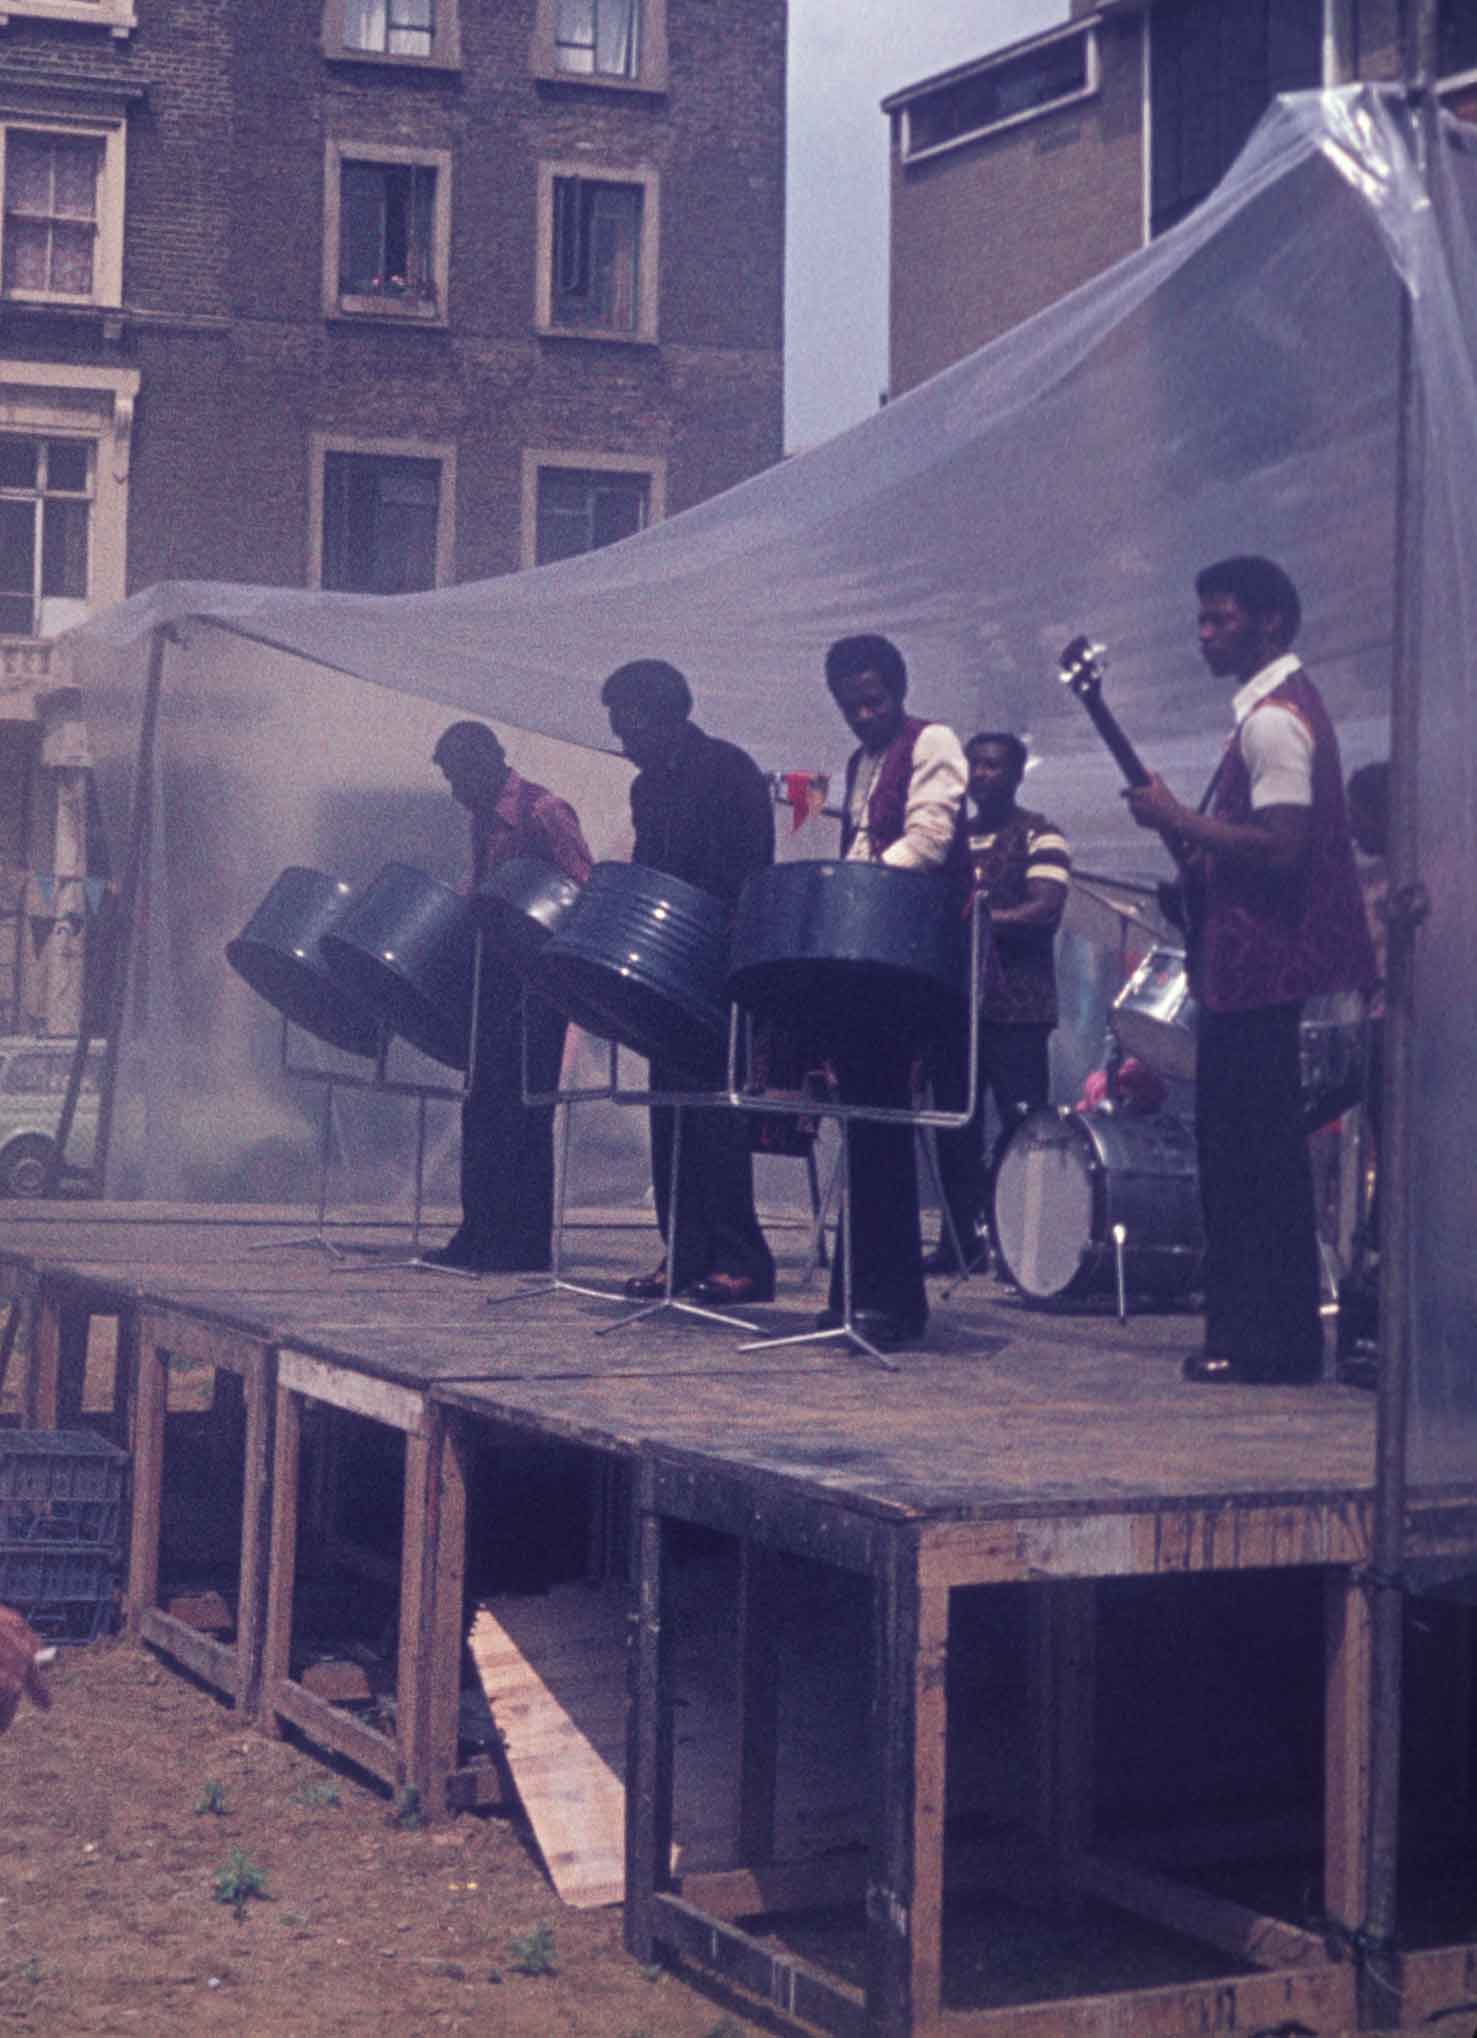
[290, 1779, 340, 1809]
[20, 1956, 41, 1985]
[702, 2020, 747, 2038]
[388, 1786, 423, 1831]
[194, 1779, 228, 1816]
[507, 1922, 557, 1976]
[213, 1847, 270, 1921]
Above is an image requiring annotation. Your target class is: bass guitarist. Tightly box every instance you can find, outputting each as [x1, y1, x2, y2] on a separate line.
[1123, 556, 1374, 1385]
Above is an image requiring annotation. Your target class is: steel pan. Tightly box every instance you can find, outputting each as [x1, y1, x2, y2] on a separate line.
[474, 856, 583, 977]
[225, 867, 383, 1057]
[320, 862, 476, 1069]
[992, 1106, 1203, 1304]
[537, 862, 728, 1072]
[726, 860, 966, 1048]
[1110, 945, 1198, 1083]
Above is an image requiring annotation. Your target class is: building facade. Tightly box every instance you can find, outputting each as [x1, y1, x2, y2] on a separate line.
[885, 0, 1476, 400]
[0, 0, 787, 1036]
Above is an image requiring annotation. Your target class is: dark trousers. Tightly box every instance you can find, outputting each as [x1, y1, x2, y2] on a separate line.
[459, 988, 566, 1261]
[826, 1033, 926, 1324]
[1197, 1002, 1322, 1379]
[933, 1021, 1052, 1249]
[649, 1053, 774, 1293]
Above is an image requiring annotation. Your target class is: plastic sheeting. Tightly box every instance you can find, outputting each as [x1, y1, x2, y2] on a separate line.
[66, 88, 1477, 1493]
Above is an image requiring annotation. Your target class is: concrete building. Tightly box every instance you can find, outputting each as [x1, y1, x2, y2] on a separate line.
[884, 0, 1476, 402]
[0, 0, 787, 1036]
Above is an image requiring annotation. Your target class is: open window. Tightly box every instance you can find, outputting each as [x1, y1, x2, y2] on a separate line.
[310, 435, 456, 592]
[324, 142, 451, 322]
[531, 0, 666, 92]
[536, 162, 659, 342]
[322, 0, 460, 68]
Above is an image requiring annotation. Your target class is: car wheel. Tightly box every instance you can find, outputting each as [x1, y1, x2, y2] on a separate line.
[0, 1137, 55, 1198]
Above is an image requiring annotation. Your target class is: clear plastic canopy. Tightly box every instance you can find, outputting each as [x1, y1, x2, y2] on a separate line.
[67, 88, 1477, 1495]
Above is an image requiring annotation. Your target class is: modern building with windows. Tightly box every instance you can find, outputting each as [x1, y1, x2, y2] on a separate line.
[884, 0, 1476, 400]
[0, 0, 787, 1037]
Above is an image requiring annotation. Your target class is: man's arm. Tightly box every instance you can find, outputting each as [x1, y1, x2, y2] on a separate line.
[881, 725, 967, 872]
[990, 875, 1068, 930]
[532, 790, 594, 885]
[1126, 779, 1309, 873]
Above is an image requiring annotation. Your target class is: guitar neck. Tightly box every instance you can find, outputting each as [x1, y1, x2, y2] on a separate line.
[1079, 690, 1152, 788]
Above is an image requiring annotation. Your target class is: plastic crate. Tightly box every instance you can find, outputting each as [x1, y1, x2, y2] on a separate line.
[0, 1430, 129, 1549]
[0, 1545, 118, 1644]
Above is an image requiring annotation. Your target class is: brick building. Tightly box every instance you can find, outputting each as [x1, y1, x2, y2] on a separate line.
[0, 0, 787, 1036]
[884, 0, 1476, 401]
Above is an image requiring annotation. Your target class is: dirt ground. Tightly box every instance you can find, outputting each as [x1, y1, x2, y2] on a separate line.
[0, 1636, 769, 2038]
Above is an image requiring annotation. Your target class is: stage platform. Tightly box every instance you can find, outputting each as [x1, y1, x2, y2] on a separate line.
[0, 1200, 1472, 2038]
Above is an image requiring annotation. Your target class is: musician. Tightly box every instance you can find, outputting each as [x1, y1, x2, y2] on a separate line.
[423, 720, 593, 1273]
[927, 732, 1070, 1274]
[1125, 556, 1375, 1384]
[823, 633, 969, 1349]
[601, 659, 776, 1306]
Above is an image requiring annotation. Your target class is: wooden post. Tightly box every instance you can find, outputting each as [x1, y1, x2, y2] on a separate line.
[869, 1529, 948, 2037]
[625, 1462, 673, 1966]
[1325, 1568, 1373, 1935]
[736, 1540, 783, 1868]
[398, 1403, 467, 1820]
[236, 1352, 277, 1716]
[124, 1340, 166, 1636]
[1030, 1580, 1097, 1869]
[262, 1381, 303, 1736]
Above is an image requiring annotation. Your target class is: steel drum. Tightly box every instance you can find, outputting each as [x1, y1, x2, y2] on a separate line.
[992, 1106, 1204, 1304]
[1110, 945, 1198, 1083]
[474, 856, 583, 977]
[1300, 990, 1367, 1130]
[537, 862, 729, 1072]
[320, 862, 476, 1069]
[225, 867, 383, 1057]
[727, 860, 966, 1049]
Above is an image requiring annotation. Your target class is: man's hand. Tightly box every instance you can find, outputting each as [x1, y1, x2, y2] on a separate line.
[0, 1604, 52, 1732]
[1124, 773, 1187, 836]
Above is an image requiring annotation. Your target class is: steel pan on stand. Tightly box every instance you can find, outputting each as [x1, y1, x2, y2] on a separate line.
[321, 862, 477, 1070]
[474, 856, 583, 978]
[225, 866, 384, 1057]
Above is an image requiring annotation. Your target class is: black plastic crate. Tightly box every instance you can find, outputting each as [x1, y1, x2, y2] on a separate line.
[0, 1545, 118, 1644]
[0, 1430, 129, 1548]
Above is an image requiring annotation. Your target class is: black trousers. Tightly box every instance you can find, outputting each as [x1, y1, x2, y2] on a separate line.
[826, 1032, 926, 1325]
[459, 988, 566, 1260]
[1196, 1001, 1322, 1379]
[649, 1052, 774, 1293]
[932, 1020, 1052, 1248]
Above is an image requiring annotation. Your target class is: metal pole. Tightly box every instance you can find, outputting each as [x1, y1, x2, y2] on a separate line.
[1360, 3, 1439, 2024]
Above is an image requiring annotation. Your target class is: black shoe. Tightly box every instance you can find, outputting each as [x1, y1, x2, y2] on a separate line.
[625, 1261, 670, 1300]
[421, 1238, 549, 1274]
[818, 1306, 927, 1350]
[689, 1271, 775, 1305]
[420, 1234, 494, 1272]
[1182, 1349, 1317, 1386]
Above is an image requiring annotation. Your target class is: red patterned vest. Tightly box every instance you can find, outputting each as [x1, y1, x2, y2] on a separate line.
[1198, 668, 1376, 1012]
[841, 716, 971, 896]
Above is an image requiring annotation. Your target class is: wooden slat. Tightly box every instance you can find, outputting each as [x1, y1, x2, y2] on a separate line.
[1070, 1851, 1329, 1971]
[138, 1607, 236, 1694]
[268, 1677, 399, 1784]
[652, 1893, 868, 2038]
[1324, 1566, 1372, 1934]
[918, 1959, 1357, 2036]
[278, 1346, 424, 1432]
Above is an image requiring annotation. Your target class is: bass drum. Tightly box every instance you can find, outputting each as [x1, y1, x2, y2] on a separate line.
[992, 1106, 1204, 1305]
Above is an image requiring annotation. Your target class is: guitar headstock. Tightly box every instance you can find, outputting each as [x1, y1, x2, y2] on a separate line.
[1059, 635, 1107, 703]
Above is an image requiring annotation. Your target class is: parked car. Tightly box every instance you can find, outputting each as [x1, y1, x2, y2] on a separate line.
[0, 1038, 102, 1197]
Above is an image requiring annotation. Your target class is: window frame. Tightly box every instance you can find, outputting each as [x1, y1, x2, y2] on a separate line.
[891, 22, 1099, 167]
[308, 432, 457, 593]
[0, 106, 126, 311]
[0, 362, 137, 639]
[0, 0, 136, 40]
[321, 0, 460, 71]
[530, 0, 667, 95]
[520, 447, 665, 570]
[322, 140, 452, 326]
[534, 158, 660, 345]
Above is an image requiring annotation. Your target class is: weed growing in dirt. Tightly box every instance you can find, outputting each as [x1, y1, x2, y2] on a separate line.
[507, 1923, 557, 1976]
[389, 1786, 424, 1831]
[20, 1957, 41, 1985]
[291, 1779, 341, 1809]
[703, 2021, 746, 2038]
[194, 1779, 228, 1816]
[213, 1847, 270, 1921]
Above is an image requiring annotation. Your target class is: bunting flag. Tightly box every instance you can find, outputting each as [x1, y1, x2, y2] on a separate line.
[31, 872, 57, 913]
[783, 770, 829, 833]
[83, 878, 109, 917]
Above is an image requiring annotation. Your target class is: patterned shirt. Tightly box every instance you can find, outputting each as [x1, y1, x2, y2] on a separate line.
[470, 768, 592, 888]
[967, 806, 1070, 1025]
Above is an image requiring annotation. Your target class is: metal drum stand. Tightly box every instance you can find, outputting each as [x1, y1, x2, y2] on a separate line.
[725, 894, 987, 1370]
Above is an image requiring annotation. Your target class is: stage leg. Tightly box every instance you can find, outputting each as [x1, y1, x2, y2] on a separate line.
[625, 1468, 674, 1965]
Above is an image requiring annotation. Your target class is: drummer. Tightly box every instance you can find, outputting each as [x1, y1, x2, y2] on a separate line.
[601, 659, 777, 1306]
[926, 732, 1071, 1274]
[423, 720, 592, 1273]
[822, 633, 969, 1351]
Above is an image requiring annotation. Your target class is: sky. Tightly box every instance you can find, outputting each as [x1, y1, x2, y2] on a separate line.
[785, 0, 1068, 450]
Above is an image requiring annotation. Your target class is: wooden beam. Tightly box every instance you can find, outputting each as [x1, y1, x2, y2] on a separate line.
[1029, 1579, 1096, 1867]
[652, 1892, 867, 2038]
[278, 1347, 424, 1432]
[735, 1540, 783, 1869]
[138, 1607, 235, 1694]
[1070, 1851, 1330, 1971]
[268, 1677, 398, 1785]
[624, 1468, 673, 1966]
[896, 1958, 1356, 2036]
[1324, 1565, 1372, 1937]
[262, 1381, 302, 1740]
[124, 1342, 166, 1636]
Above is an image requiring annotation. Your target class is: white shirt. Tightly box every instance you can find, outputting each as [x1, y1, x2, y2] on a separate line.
[845, 722, 968, 871]
[1232, 653, 1313, 809]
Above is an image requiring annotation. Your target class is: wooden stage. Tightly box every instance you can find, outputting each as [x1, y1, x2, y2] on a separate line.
[1, 1199, 1474, 2037]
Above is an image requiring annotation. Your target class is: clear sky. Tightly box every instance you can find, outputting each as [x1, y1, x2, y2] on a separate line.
[785, 0, 1068, 451]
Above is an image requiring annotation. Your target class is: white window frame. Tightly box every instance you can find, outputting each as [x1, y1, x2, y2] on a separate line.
[0, 0, 136, 40]
[322, 140, 452, 325]
[895, 22, 1099, 167]
[308, 431, 457, 592]
[321, 0, 460, 71]
[0, 107, 126, 309]
[530, 0, 667, 94]
[520, 447, 665, 569]
[0, 363, 137, 636]
[534, 159, 660, 344]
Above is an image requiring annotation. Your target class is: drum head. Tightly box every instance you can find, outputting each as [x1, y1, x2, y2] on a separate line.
[226, 867, 383, 1058]
[320, 863, 476, 1070]
[992, 1110, 1095, 1301]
